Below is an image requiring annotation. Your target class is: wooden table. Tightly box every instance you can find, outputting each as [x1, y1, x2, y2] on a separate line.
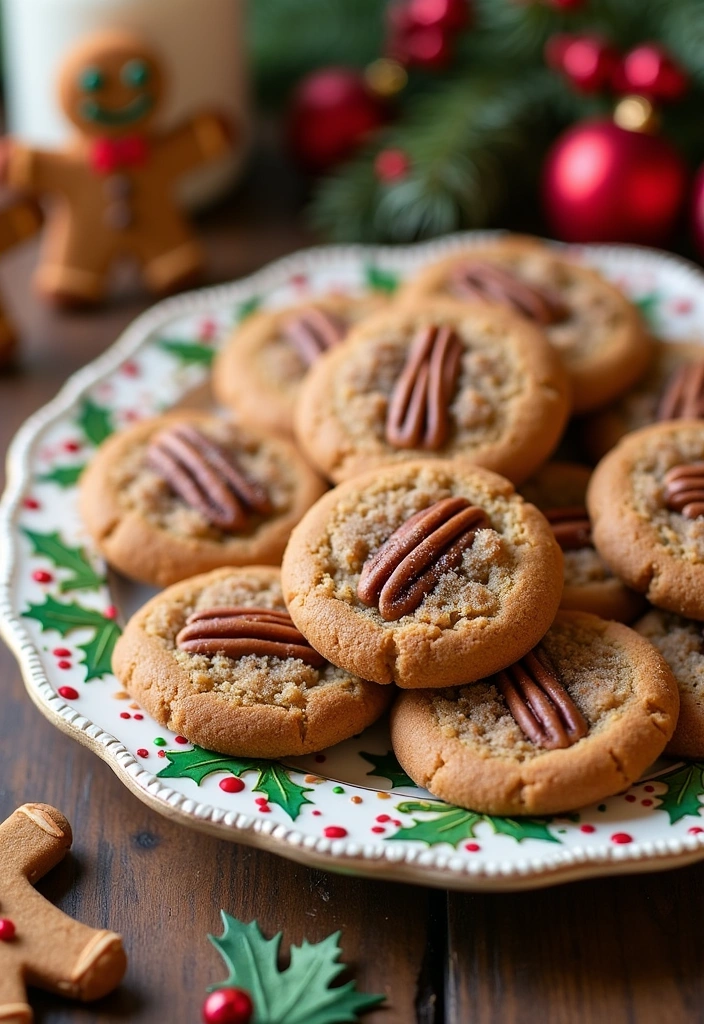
[1, 152, 703, 1024]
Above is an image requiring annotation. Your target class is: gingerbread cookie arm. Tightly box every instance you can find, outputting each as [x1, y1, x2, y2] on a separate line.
[154, 111, 233, 179]
[0, 200, 42, 253]
[4, 142, 80, 195]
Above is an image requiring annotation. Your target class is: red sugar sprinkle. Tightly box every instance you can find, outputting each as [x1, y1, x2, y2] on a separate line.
[134, 713, 143, 721]
[611, 832, 632, 845]
[157, 750, 166, 758]
[53, 648, 71, 657]
[312, 810, 322, 817]
[255, 797, 268, 805]
[104, 605, 119, 619]
[121, 360, 139, 377]
[32, 570, 53, 583]
[23, 497, 40, 510]
[371, 826, 385, 834]
[63, 440, 80, 452]
[259, 804, 271, 813]
[625, 794, 636, 802]
[323, 826, 347, 839]
[392, 820, 402, 827]
[465, 842, 480, 852]
[174, 735, 188, 744]
[120, 712, 131, 719]
[0, 919, 16, 941]
[219, 777, 245, 793]
[57, 686, 79, 701]
[688, 826, 704, 835]
[57, 660, 72, 670]
[137, 748, 149, 758]
[644, 785, 655, 793]
[641, 799, 653, 807]
[580, 824, 596, 834]
[376, 814, 391, 823]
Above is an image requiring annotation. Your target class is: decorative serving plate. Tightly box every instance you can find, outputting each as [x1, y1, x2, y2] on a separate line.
[3, 233, 704, 892]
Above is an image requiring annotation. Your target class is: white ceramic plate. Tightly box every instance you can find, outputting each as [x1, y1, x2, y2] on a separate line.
[3, 233, 704, 892]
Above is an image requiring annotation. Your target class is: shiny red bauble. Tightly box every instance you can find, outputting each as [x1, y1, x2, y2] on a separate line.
[542, 119, 688, 245]
[692, 165, 704, 261]
[202, 987, 253, 1024]
[288, 69, 387, 173]
[387, 0, 468, 68]
[407, 0, 470, 30]
[618, 44, 688, 102]
[546, 34, 619, 93]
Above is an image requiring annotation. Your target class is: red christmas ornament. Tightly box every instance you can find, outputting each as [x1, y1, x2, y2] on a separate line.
[202, 987, 253, 1024]
[288, 69, 387, 173]
[386, 0, 466, 69]
[617, 44, 688, 102]
[542, 118, 688, 245]
[374, 147, 411, 181]
[546, 0, 587, 8]
[691, 165, 704, 261]
[549, 34, 619, 93]
[407, 0, 470, 30]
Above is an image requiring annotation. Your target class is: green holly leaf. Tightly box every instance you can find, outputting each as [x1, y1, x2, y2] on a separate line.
[634, 292, 660, 330]
[234, 295, 261, 323]
[157, 746, 313, 820]
[23, 529, 104, 592]
[486, 815, 559, 844]
[158, 338, 216, 366]
[22, 595, 120, 681]
[77, 620, 122, 681]
[38, 464, 85, 488]
[78, 397, 114, 446]
[388, 800, 559, 847]
[655, 762, 704, 824]
[209, 912, 384, 1024]
[359, 750, 414, 789]
[364, 263, 399, 294]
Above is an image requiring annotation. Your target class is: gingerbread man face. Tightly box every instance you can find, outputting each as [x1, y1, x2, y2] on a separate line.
[58, 31, 164, 138]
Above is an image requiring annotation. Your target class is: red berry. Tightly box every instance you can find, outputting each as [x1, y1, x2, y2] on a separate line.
[545, 33, 576, 72]
[0, 919, 16, 941]
[561, 35, 619, 93]
[23, 497, 40, 510]
[323, 825, 348, 839]
[57, 685, 79, 700]
[611, 832, 633, 845]
[104, 605, 119, 620]
[202, 987, 253, 1024]
[137, 748, 149, 758]
[219, 777, 245, 794]
[32, 569, 53, 583]
[619, 44, 688, 102]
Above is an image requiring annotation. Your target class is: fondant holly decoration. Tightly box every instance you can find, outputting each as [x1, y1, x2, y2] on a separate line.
[360, 750, 414, 789]
[23, 529, 104, 592]
[203, 986, 254, 1024]
[1, 29, 234, 305]
[22, 595, 121, 680]
[655, 762, 704, 824]
[206, 913, 384, 1024]
[389, 800, 560, 846]
[157, 746, 313, 821]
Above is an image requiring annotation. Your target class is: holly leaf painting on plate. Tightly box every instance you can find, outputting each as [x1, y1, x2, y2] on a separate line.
[22, 595, 121, 681]
[23, 529, 104, 592]
[364, 263, 399, 294]
[388, 800, 559, 847]
[157, 746, 313, 821]
[359, 750, 414, 789]
[209, 912, 384, 1024]
[158, 338, 217, 366]
[38, 464, 85, 488]
[655, 762, 704, 824]
[78, 397, 114, 446]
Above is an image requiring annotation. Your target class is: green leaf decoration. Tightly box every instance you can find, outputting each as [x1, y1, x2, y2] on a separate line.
[634, 292, 660, 329]
[234, 296, 261, 323]
[158, 338, 216, 366]
[157, 746, 313, 820]
[23, 529, 104, 592]
[359, 750, 414, 789]
[655, 762, 704, 824]
[364, 263, 399, 294]
[22, 595, 120, 681]
[78, 397, 114, 446]
[209, 912, 385, 1024]
[38, 464, 85, 488]
[388, 800, 559, 847]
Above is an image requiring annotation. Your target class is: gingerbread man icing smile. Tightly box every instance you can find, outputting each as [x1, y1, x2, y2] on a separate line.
[2, 30, 233, 304]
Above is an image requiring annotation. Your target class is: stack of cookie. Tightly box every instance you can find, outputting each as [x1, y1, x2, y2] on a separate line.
[80, 234, 704, 817]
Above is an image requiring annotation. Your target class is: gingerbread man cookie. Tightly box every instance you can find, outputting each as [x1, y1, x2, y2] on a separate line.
[0, 803, 127, 1022]
[3, 30, 232, 304]
[0, 196, 42, 364]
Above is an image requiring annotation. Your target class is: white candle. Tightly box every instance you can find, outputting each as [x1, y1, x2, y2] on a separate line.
[2, 0, 249, 208]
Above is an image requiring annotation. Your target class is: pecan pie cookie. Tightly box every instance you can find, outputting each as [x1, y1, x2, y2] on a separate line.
[391, 611, 679, 815]
[281, 459, 564, 689]
[113, 566, 391, 757]
[80, 412, 327, 586]
[213, 293, 387, 437]
[635, 608, 704, 758]
[520, 462, 645, 622]
[587, 420, 704, 620]
[401, 235, 651, 414]
[294, 297, 571, 485]
[582, 340, 704, 461]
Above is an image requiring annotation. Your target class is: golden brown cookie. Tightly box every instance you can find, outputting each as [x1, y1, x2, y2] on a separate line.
[213, 293, 388, 437]
[0, 803, 126, 1020]
[294, 296, 571, 485]
[402, 235, 651, 414]
[391, 611, 679, 815]
[80, 411, 327, 586]
[113, 566, 391, 756]
[281, 459, 564, 689]
[587, 420, 704, 620]
[520, 461, 645, 622]
[582, 339, 704, 461]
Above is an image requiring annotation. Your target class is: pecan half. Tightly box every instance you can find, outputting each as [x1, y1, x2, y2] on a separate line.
[357, 496, 490, 621]
[496, 649, 588, 750]
[543, 506, 592, 550]
[386, 323, 462, 450]
[282, 307, 346, 366]
[664, 462, 704, 519]
[450, 261, 568, 325]
[657, 362, 704, 421]
[176, 606, 325, 667]
[148, 424, 272, 532]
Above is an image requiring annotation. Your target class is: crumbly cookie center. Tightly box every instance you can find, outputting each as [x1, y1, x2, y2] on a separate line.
[637, 611, 704, 700]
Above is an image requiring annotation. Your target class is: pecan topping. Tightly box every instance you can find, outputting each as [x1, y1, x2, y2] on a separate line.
[450, 261, 568, 325]
[664, 462, 704, 519]
[282, 307, 347, 366]
[148, 424, 272, 532]
[657, 362, 704, 421]
[385, 324, 463, 450]
[543, 506, 592, 550]
[357, 497, 490, 621]
[176, 606, 325, 667]
[496, 649, 588, 750]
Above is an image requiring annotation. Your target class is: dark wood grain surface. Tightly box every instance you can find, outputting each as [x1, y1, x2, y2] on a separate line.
[1, 148, 703, 1024]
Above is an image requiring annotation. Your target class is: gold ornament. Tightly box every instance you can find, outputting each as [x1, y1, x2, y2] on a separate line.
[364, 58, 408, 99]
[613, 95, 660, 135]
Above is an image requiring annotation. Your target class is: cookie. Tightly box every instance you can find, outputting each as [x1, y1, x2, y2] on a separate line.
[402, 235, 651, 414]
[520, 461, 645, 622]
[294, 296, 571, 485]
[79, 411, 327, 586]
[391, 611, 679, 815]
[583, 339, 704, 461]
[213, 293, 387, 437]
[281, 459, 564, 689]
[4, 30, 233, 303]
[0, 197, 42, 366]
[0, 803, 126, 1020]
[587, 419, 704, 620]
[113, 565, 391, 756]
